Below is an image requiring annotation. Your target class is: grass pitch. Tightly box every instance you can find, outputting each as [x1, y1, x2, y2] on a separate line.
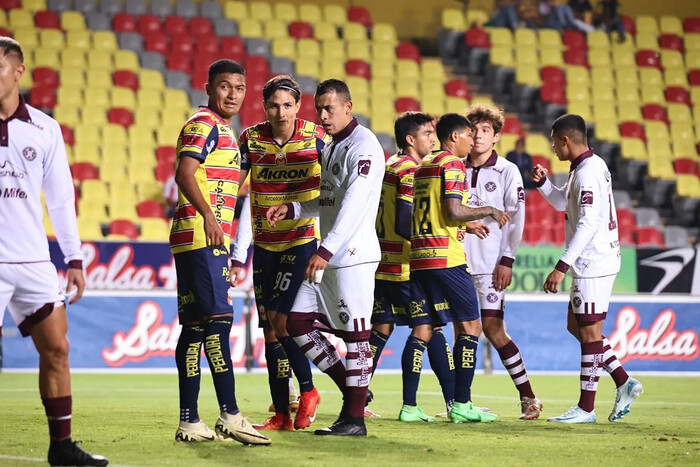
[0, 372, 699, 466]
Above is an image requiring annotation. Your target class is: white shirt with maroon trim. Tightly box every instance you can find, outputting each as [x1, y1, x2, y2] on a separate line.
[0, 98, 82, 265]
[463, 151, 525, 275]
[537, 151, 620, 278]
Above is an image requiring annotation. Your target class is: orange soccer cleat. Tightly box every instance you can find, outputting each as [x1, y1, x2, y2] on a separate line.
[252, 413, 294, 431]
[294, 387, 321, 430]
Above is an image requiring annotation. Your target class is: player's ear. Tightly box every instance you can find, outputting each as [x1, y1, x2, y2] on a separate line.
[345, 99, 353, 115]
[204, 82, 211, 96]
[406, 133, 415, 149]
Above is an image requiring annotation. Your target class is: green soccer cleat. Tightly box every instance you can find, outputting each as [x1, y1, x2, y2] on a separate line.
[449, 401, 499, 423]
[398, 405, 436, 422]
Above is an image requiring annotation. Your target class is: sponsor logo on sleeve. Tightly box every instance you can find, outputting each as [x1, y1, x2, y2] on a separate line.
[358, 159, 371, 176]
[517, 186, 525, 201]
[581, 190, 593, 206]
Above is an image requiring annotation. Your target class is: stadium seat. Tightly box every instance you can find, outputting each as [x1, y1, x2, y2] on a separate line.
[35, 10, 60, 29]
[445, 79, 470, 99]
[313, 21, 338, 40]
[635, 226, 665, 248]
[32, 67, 59, 88]
[139, 218, 170, 241]
[636, 34, 660, 52]
[323, 4, 347, 26]
[71, 162, 100, 182]
[348, 6, 371, 27]
[465, 27, 489, 48]
[660, 15, 683, 35]
[564, 49, 588, 67]
[642, 104, 668, 122]
[107, 108, 134, 128]
[488, 27, 512, 48]
[188, 16, 213, 37]
[674, 158, 699, 175]
[659, 33, 683, 52]
[29, 85, 56, 109]
[289, 20, 313, 39]
[665, 87, 690, 105]
[563, 30, 586, 50]
[109, 219, 139, 239]
[636, 50, 661, 68]
[396, 42, 421, 63]
[343, 22, 367, 41]
[136, 200, 166, 218]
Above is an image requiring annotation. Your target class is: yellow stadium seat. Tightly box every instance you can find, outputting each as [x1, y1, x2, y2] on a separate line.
[396, 59, 420, 79]
[537, 29, 564, 51]
[129, 163, 157, 184]
[550, 156, 569, 173]
[516, 47, 538, 67]
[615, 67, 639, 88]
[636, 15, 658, 35]
[60, 68, 85, 88]
[347, 40, 370, 60]
[659, 15, 683, 35]
[87, 50, 114, 71]
[156, 125, 182, 146]
[497, 134, 520, 155]
[53, 105, 80, 127]
[676, 175, 700, 197]
[565, 65, 590, 88]
[667, 103, 692, 123]
[665, 69, 689, 89]
[66, 30, 91, 50]
[514, 28, 537, 48]
[352, 95, 369, 117]
[80, 180, 109, 203]
[91, 31, 116, 51]
[9, 9, 32, 28]
[670, 122, 695, 142]
[396, 79, 419, 98]
[515, 65, 541, 87]
[109, 202, 138, 221]
[587, 30, 610, 50]
[370, 110, 395, 135]
[273, 2, 298, 21]
[139, 69, 165, 91]
[84, 88, 110, 108]
[421, 59, 446, 82]
[685, 52, 700, 70]
[75, 123, 102, 145]
[297, 38, 320, 60]
[371, 59, 394, 80]
[611, 34, 635, 52]
[635, 33, 659, 51]
[299, 3, 322, 23]
[686, 34, 700, 52]
[612, 49, 635, 67]
[647, 138, 673, 159]
[102, 144, 129, 162]
[224, 1, 248, 21]
[343, 22, 367, 41]
[489, 46, 514, 67]
[18, 70, 33, 90]
[594, 117, 620, 143]
[593, 101, 618, 122]
[487, 27, 512, 48]
[345, 76, 369, 98]
[313, 21, 337, 40]
[13, 28, 39, 49]
[57, 86, 83, 107]
[567, 101, 592, 123]
[77, 217, 106, 240]
[80, 105, 108, 126]
[525, 134, 551, 155]
[86, 69, 111, 88]
[539, 50, 564, 67]
[616, 86, 640, 104]
[139, 218, 171, 242]
[466, 9, 489, 27]
[421, 98, 445, 117]
[322, 39, 346, 61]
[136, 181, 164, 202]
[661, 50, 684, 70]
[163, 89, 190, 111]
[647, 158, 675, 179]
[445, 96, 469, 113]
[591, 67, 614, 87]
[129, 126, 156, 147]
[641, 84, 665, 105]
[370, 78, 394, 99]
[370, 94, 394, 114]
[294, 57, 320, 79]
[249, 1, 273, 20]
[161, 110, 187, 128]
[692, 88, 700, 106]
[640, 68, 663, 87]
[373, 23, 398, 44]
[592, 84, 614, 102]
[323, 5, 347, 25]
[372, 42, 396, 62]
[102, 124, 127, 145]
[0, 10, 6, 28]
[62, 11, 86, 31]
[113, 50, 139, 71]
[421, 81, 445, 100]
[588, 51, 611, 68]
[239, 19, 263, 39]
[620, 137, 648, 161]
[23, 0, 47, 12]
[61, 48, 86, 68]
[264, 19, 288, 40]
[673, 139, 700, 160]
[73, 143, 101, 163]
[33, 49, 61, 68]
[320, 60, 345, 80]
[39, 29, 65, 50]
[442, 8, 465, 31]
[645, 120, 669, 140]
[272, 38, 296, 60]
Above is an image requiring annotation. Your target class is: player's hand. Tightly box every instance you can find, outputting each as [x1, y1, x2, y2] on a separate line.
[489, 207, 510, 228]
[543, 269, 565, 294]
[204, 213, 224, 247]
[465, 221, 490, 239]
[65, 267, 85, 304]
[531, 164, 548, 184]
[493, 264, 512, 292]
[229, 266, 243, 286]
[305, 254, 328, 283]
[266, 205, 289, 227]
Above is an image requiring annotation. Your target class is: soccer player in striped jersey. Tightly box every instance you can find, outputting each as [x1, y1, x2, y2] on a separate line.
[533, 114, 642, 424]
[409, 114, 508, 423]
[464, 105, 542, 420]
[170, 59, 270, 445]
[230, 75, 328, 431]
[367, 112, 457, 422]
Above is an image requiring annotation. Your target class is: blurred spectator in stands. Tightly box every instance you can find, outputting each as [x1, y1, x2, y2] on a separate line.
[163, 175, 178, 218]
[506, 138, 536, 189]
[598, 0, 625, 42]
[545, 0, 593, 32]
[487, 0, 521, 30]
[570, 0, 593, 26]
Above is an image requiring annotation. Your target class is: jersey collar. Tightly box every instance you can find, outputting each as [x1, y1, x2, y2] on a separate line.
[331, 117, 358, 143]
[570, 149, 594, 171]
[466, 150, 498, 168]
[1, 95, 31, 123]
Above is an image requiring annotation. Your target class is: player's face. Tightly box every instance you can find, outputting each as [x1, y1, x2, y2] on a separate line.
[550, 130, 570, 161]
[472, 121, 500, 156]
[411, 123, 435, 158]
[453, 126, 474, 157]
[0, 51, 24, 103]
[315, 91, 353, 136]
[207, 72, 246, 120]
[265, 89, 300, 134]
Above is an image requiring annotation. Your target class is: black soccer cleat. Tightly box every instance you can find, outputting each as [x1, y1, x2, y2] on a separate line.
[48, 440, 109, 466]
[314, 419, 367, 437]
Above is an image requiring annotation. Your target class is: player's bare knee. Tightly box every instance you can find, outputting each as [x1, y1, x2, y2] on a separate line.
[411, 325, 432, 342]
[270, 312, 288, 338]
[461, 319, 482, 337]
[263, 327, 278, 342]
[42, 335, 70, 368]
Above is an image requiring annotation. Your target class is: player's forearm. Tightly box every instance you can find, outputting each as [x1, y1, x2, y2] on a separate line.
[446, 202, 497, 222]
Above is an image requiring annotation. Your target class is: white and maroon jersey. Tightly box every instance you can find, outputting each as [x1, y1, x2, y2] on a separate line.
[537, 150, 620, 278]
[0, 98, 82, 265]
[463, 152, 525, 275]
[292, 118, 384, 268]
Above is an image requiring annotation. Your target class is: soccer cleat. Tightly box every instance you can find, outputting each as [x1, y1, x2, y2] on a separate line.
[449, 401, 499, 423]
[364, 406, 380, 418]
[609, 377, 643, 422]
[175, 420, 218, 442]
[294, 387, 321, 430]
[520, 397, 543, 420]
[547, 406, 596, 423]
[252, 413, 294, 431]
[48, 440, 109, 466]
[314, 419, 367, 436]
[215, 412, 271, 445]
[398, 405, 436, 422]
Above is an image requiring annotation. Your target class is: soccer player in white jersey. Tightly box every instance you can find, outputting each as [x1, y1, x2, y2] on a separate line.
[532, 114, 642, 424]
[464, 105, 542, 420]
[0, 38, 107, 466]
[267, 79, 384, 436]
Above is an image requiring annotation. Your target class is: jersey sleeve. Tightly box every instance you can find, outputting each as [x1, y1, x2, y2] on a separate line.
[442, 159, 467, 200]
[500, 165, 525, 265]
[230, 195, 252, 266]
[396, 165, 414, 204]
[315, 125, 331, 163]
[537, 177, 567, 211]
[238, 129, 251, 171]
[178, 117, 219, 162]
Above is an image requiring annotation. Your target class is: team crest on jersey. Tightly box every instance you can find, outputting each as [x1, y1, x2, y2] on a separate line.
[358, 159, 372, 177]
[604, 170, 611, 182]
[339, 311, 350, 324]
[573, 296, 582, 307]
[581, 190, 594, 206]
[22, 146, 37, 161]
[485, 181, 497, 192]
[275, 153, 287, 165]
[487, 293, 498, 303]
[332, 162, 340, 175]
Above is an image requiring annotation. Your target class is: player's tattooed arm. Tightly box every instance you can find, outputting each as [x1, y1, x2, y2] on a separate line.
[443, 198, 510, 227]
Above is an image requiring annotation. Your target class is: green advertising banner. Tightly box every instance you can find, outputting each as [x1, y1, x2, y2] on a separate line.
[510, 247, 637, 293]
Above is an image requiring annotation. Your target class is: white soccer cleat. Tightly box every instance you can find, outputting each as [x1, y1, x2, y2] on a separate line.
[175, 421, 218, 442]
[609, 377, 643, 422]
[547, 406, 596, 424]
[215, 412, 272, 446]
[520, 397, 543, 420]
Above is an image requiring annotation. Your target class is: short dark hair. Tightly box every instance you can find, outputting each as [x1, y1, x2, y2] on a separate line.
[551, 113, 587, 143]
[263, 74, 301, 103]
[394, 112, 434, 151]
[208, 59, 245, 85]
[436, 113, 473, 145]
[465, 103, 504, 134]
[0, 37, 23, 63]
[315, 78, 351, 101]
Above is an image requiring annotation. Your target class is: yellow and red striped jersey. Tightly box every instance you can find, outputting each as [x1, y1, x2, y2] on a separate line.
[410, 150, 469, 271]
[169, 107, 241, 254]
[240, 119, 329, 251]
[376, 152, 419, 282]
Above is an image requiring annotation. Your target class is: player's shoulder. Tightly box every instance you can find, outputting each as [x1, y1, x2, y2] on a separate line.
[241, 121, 269, 140]
[350, 124, 383, 154]
[576, 153, 609, 182]
[495, 156, 522, 178]
[25, 103, 61, 133]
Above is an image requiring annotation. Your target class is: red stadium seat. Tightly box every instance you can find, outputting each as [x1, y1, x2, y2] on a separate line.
[621, 16, 635, 35]
[683, 17, 700, 33]
[71, 162, 100, 182]
[564, 49, 588, 67]
[188, 17, 213, 37]
[552, 227, 565, 245]
[395, 97, 420, 113]
[137, 200, 166, 218]
[0, 0, 21, 10]
[618, 225, 635, 245]
[155, 162, 175, 183]
[502, 116, 523, 136]
[34, 10, 61, 29]
[297, 94, 318, 123]
[170, 34, 194, 55]
[195, 38, 219, 56]
[164, 15, 187, 36]
[445, 79, 470, 99]
[156, 146, 177, 165]
[109, 219, 139, 239]
[563, 30, 586, 49]
[528, 226, 555, 245]
[220, 36, 246, 61]
[345, 59, 370, 79]
[0, 27, 11, 37]
[396, 43, 421, 62]
[107, 108, 134, 128]
[540, 66, 565, 85]
[465, 27, 490, 48]
[540, 82, 567, 104]
[113, 70, 139, 91]
[190, 68, 208, 90]
[113, 13, 137, 33]
[384, 150, 392, 160]
[665, 87, 690, 105]
[636, 50, 661, 68]
[689, 70, 700, 86]
[616, 208, 636, 230]
[659, 33, 684, 52]
[32, 67, 59, 87]
[239, 99, 265, 128]
[635, 226, 665, 247]
[674, 158, 699, 176]
[137, 14, 162, 35]
[29, 86, 56, 109]
[288, 21, 313, 39]
[619, 121, 646, 140]
[348, 6, 372, 27]
[60, 124, 74, 146]
[530, 156, 551, 174]
[641, 104, 668, 123]
[166, 53, 192, 73]
[144, 32, 168, 55]
[245, 56, 270, 79]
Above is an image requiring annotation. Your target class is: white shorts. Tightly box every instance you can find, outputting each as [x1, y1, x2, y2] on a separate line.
[471, 274, 505, 318]
[291, 263, 377, 335]
[570, 274, 616, 322]
[0, 262, 64, 336]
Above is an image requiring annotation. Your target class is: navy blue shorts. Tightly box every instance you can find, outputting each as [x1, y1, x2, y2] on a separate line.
[409, 266, 480, 327]
[253, 242, 316, 329]
[175, 246, 231, 323]
[372, 279, 411, 326]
